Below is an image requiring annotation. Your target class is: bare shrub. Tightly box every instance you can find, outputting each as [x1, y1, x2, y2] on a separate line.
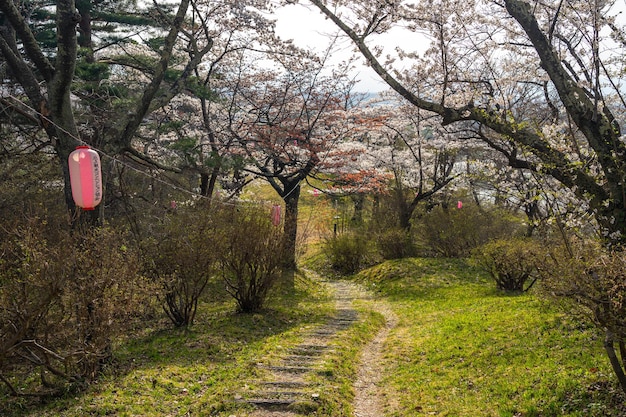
[537, 240, 626, 392]
[0, 216, 154, 397]
[375, 228, 417, 260]
[216, 204, 286, 313]
[415, 204, 523, 257]
[0, 154, 65, 222]
[470, 238, 542, 292]
[323, 230, 371, 274]
[143, 208, 219, 327]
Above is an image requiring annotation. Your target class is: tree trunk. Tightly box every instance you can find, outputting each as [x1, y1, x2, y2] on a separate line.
[282, 183, 301, 276]
[351, 193, 365, 225]
[200, 164, 220, 200]
[312, 0, 626, 245]
[604, 330, 626, 393]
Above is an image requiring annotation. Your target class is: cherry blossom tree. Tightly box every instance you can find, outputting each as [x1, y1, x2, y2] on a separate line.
[306, 0, 626, 391]
[467, 150, 596, 238]
[308, 0, 625, 243]
[131, 0, 289, 203]
[222, 53, 357, 270]
[319, 95, 460, 230]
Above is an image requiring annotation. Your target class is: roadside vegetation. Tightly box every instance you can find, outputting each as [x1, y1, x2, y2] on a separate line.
[2, 180, 626, 416]
[1, 271, 332, 416]
[6, 243, 626, 417]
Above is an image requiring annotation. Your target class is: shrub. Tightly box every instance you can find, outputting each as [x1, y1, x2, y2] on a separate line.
[0, 154, 65, 223]
[470, 238, 542, 292]
[143, 208, 219, 327]
[415, 203, 523, 257]
[0, 216, 154, 397]
[375, 228, 417, 259]
[323, 230, 370, 274]
[536, 240, 626, 392]
[216, 204, 286, 313]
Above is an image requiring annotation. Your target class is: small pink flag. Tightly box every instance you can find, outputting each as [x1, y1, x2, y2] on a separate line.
[271, 205, 281, 226]
[457, 200, 463, 209]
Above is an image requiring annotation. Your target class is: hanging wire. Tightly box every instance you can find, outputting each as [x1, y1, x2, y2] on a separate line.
[4, 94, 292, 206]
[4, 92, 371, 207]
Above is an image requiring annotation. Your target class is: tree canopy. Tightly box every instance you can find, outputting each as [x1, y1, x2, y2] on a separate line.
[308, 0, 626, 245]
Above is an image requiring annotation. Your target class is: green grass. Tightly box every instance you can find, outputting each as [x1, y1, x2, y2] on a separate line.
[310, 307, 386, 416]
[2, 274, 337, 417]
[355, 258, 626, 417]
[4, 257, 625, 416]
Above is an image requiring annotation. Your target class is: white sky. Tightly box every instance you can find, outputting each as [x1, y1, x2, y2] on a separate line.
[272, 3, 389, 92]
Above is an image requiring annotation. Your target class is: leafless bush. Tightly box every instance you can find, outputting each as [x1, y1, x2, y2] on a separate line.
[470, 238, 542, 292]
[537, 240, 626, 392]
[0, 216, 155, 397]
[323, 230, 371, 274]
[375, 227, 417, 260]
[216, 204, 286, 313]
[143, 208, 220, 327]
[415, 204, 523, 257]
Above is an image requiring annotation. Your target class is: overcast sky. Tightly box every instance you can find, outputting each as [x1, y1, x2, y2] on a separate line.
[272, 3, 389, 93]
[272, 1, 626, 93]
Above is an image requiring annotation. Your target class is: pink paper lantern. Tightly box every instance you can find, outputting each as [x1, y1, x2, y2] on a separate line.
[68, 146, 102, 210]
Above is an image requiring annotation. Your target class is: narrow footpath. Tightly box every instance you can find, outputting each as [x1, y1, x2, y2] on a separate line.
[241, 273, 397, 417]
[353, 296, 398, 417]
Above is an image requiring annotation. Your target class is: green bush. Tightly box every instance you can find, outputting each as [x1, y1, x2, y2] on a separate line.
[376, 228, 417, 259]
[323, 231, 370, 275]
[470, 238, 542, 292]
[415, 203, 523, 257]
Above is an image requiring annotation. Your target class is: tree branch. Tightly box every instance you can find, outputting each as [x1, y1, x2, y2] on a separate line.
[0, 0, 55, 81]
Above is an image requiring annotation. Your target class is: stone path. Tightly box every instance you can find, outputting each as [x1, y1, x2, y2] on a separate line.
[240, 274, 397, 417]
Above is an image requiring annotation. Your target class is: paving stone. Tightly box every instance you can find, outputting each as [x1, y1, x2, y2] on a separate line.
[260, 381, 311, 389]
[264, 365, 311, 374]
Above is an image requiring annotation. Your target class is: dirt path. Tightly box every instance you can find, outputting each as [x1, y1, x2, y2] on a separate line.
[243, 274, 396, 417]
[353, 299, 398, 417]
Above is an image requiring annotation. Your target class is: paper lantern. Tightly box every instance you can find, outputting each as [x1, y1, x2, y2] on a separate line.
[271, 205, 281, 226]
[68, 146, 102, 210]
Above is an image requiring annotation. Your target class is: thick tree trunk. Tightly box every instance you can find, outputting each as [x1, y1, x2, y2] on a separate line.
[504, 0, 626, 246]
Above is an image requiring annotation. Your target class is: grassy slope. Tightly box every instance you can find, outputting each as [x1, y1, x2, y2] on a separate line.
[2, 272, 385, 417]
[355, 257, 625, 417]
[2, 276, 332, 417]
[4, 180, 625, 416]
